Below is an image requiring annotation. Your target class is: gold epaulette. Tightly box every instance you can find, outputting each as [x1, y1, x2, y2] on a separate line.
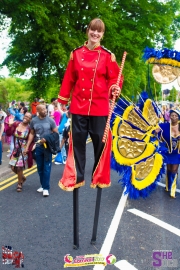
[70, 51, 73, 60]
[111, 53, 116, 62]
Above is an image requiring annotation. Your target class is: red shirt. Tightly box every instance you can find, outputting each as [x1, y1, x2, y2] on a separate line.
[31, 102, 39, 115]
[58, 43, 123, 116]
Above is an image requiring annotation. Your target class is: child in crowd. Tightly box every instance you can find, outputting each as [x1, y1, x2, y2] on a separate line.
[55, 110, 70, 165]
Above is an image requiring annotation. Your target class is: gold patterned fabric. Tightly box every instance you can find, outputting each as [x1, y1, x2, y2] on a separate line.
[119, 121, 145, 140]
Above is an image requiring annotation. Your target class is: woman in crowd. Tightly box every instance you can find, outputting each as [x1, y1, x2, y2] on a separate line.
[159, 109, 180, 198]
[7, 112, 33, 192]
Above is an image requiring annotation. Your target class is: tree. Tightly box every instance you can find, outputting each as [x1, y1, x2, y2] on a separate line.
[168, 87, 178, 102]
[0, 0, 179, 100]
[0, 77, 33, 107]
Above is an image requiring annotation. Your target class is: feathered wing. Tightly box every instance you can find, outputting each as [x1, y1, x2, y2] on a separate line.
[111, 98, 165, 199]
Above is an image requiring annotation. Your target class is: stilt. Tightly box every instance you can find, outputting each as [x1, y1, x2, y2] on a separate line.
[73, 188, 79, 249]
[91, 187, 102, 245]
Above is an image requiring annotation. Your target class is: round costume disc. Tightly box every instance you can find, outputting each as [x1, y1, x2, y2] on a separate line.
[152, 64, 178, 84]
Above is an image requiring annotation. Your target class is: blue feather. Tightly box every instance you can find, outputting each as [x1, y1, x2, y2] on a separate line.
[111, 152, 165, 199]
[143, 47, 180, 62]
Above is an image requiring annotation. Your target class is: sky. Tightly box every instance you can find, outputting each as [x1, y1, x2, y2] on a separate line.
[0, 28, 180, 90]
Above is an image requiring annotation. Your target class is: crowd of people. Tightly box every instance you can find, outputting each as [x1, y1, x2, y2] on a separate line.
[0, 98, 70, 196]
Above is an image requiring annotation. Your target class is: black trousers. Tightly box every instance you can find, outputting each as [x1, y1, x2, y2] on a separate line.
[72, 114, 107, 184]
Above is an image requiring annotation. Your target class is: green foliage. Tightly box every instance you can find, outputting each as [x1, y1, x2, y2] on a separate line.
[0, 77, 33, 107]
[168, 87, 178, 102]
[0, 0, 180, 100]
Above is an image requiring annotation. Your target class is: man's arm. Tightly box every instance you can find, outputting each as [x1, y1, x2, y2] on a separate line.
[40, 126, 58, 144]
[25, 129, 35, 152]
[52, 127, 58, 133]
[0, 123, 4, 141]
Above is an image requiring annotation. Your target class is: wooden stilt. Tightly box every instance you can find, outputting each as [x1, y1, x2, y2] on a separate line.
[91, 187, 102, 245]
[73, 188, 79, 249]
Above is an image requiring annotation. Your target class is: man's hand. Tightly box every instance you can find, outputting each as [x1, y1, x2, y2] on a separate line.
[40, 138, 46, 144]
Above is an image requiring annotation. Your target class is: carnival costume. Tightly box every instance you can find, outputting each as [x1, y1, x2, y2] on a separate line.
[156, 109, 180, 197]
[110, 95, 166, 199]
[143, 47, 180, 198]
[58, 42, 123, 191]
[111, 47, 180, 199]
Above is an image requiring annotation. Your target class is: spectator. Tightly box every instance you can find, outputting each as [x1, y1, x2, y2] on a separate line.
[8, 102, 28, 122]
[60, 118, 71, 156]
[58, 110, 70, 164]
[48, 98, 56, 117]
[7, 112, 33, 191]
[0, 106, 5, 165]
[164, 106, 170, 122]
[51, 104, 61, 126]
[24, 104, 58, 197]
[0, 107, 7, 152]
[4, 111, 12, 152]
[55, 114, 71, 165]
[31, 98, 39, 117]
[17, 102, 25, 112]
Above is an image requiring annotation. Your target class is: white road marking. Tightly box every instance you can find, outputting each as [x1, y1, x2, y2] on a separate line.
[157, 182, 180, 193]
[114, 260, 138, 270]
[93, 188, 128, 270]
[128, 208, 180, 237]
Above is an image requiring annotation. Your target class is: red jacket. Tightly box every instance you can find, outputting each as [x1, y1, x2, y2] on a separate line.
[58, 43, 123, 116]
[31, 102, 39, 115]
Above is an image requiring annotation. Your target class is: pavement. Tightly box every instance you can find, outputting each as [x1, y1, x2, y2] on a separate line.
[0, 142, 14, 181]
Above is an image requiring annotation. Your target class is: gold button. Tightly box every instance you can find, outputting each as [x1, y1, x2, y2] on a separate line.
[81, 68, 83, 70]
[89, 99, 91, 101]
[91, 79, 93, 81]
[90, 89, 92, 91]
[82, 78, 84, 81]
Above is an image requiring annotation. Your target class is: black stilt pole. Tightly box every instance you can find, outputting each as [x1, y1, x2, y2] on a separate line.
[91, 187, 102, 245]
[73, 188, 79, 249]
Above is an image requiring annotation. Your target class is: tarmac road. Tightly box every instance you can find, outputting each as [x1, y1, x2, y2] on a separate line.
[0, 141, 180, 270]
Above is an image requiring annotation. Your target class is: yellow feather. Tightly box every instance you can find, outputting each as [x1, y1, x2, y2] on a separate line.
[131, 153, 163, 190]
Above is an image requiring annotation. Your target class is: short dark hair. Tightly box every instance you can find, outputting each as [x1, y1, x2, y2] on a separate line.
[22, 107, 28, 114]
[51, 98, 56, 103]
[20, 102, 25, 107]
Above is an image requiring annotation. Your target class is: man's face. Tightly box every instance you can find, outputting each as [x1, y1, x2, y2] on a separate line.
[39, 106, 47, 117]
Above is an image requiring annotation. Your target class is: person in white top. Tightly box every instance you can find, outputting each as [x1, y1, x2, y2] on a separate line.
[47, 98, 56, 117]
